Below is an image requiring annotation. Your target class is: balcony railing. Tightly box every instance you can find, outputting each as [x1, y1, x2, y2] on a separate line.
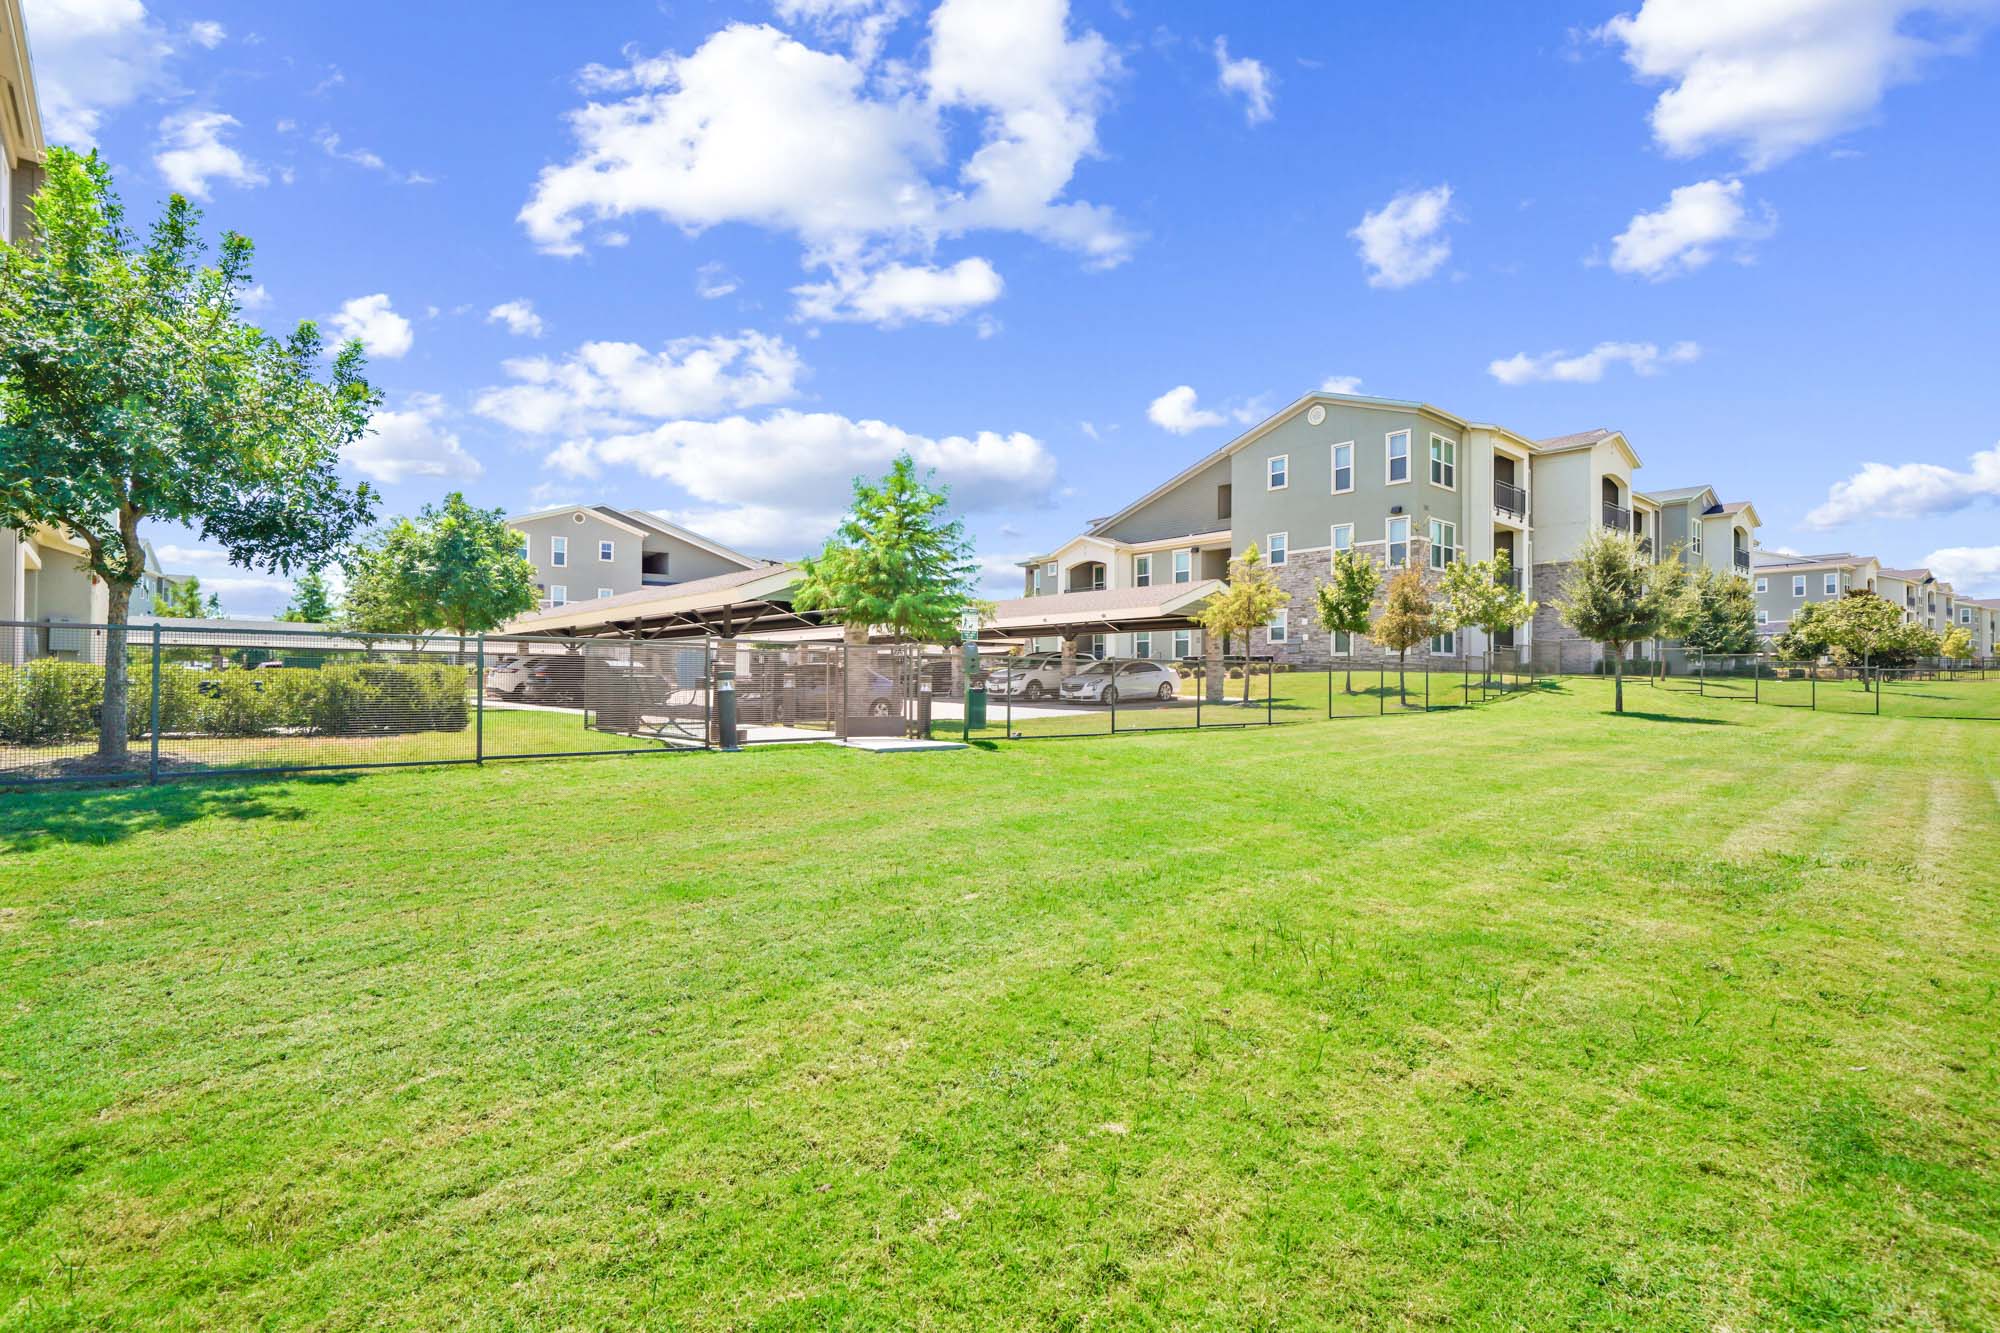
[1637, 537, 1654, 559]
[1733, 552, 1751, 575]
[1602, 502, 1632, 531]
[1493, 480, 1528, 519]
[1498, 568, 1523, 592]
[641, 573, 674, 586]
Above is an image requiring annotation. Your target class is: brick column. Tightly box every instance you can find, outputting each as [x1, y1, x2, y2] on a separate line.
[1204, 627, 1225, 702]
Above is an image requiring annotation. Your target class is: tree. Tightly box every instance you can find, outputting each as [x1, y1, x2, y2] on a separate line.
[279, 569, 336, 623]
[792, 455, 981, 646]
[1372, 566, 1437, 699]
[1557, 529, 1685, 713]
[156, 575, 222, 619]
[1942, 625, 1973, 662]
[1773, 602, 1831, 662]
[1436, 550, 1536, 679]
[1788, 590, 1937, 688]
[1669, 566, 1760, 655]
[1194, 543, 1290, 702]
[340, 493, 538, 638]
[1313, 548, 1380, 693]
[0, 149, 377, 765]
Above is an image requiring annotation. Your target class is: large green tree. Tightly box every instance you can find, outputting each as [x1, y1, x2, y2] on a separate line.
[1195, 543, 1290, 702]
[340, 493, 538, 638]
[1941, 625, 1973, 662]
[1313, 547, 1380, 693]
[0, 149, 377, 764]
[1557, 530, 1687, 713]
[279, 569, 336, 623]
[792, 455, 980, 644]
[1670, 566, 1760, 655]
[1781, 591, 1938, 687]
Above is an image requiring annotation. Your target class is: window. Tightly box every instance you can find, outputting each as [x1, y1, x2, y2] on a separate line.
[551, 535, 568, 567]
[599, 540, 615, 562]
[1431, 630, 1456, 655]
[1331, 442, 1354, 494]
[518, 533, 531, 561]
[1387, 516, 1410, 568]
[1331, 630, 1352, 655]
[1792, 575, 1805, 597]
[1386, 430, 1411, 484]
[1217, 484, 1232, 520]
[1689, 528, 1703, 555]
[1267, 532, 1288, 566]
[1086, 634, 1106, 660]
[1173, 629, 1192, 659]
[1173, 549, 1191, 584]
[549, 585, 568, 606]
[1134, 632, 1152, 658]
[1428, 519, 1458, 569]
[1757, 609, 1769, 625]
[1824, 572, 1838, 596]
[1331, 523, 1353, 553]
[1043, 561, 1056, 581]
[1134, 553, 1152, 588]
[1429, 435, 1456, 489]
[1268, 608, 1289, 643]
[1755, 576, 1768, 594]
[1267, 454, 1288, 490]
[596, 587, 614, 600]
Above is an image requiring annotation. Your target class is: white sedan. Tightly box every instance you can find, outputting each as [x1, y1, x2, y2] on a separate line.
[984, 652, 1070, 701]
[1058, 658, 1179, 704]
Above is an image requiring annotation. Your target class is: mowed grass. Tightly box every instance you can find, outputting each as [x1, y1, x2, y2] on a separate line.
[2, 681, 1997, 1329]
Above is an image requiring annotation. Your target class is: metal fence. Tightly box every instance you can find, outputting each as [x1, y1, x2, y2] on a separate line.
[960, 655, 1295, 740]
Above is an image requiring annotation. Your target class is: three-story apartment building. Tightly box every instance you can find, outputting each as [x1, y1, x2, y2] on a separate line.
[507, 505, 766, 610]
[1750, 552, 1881, 636]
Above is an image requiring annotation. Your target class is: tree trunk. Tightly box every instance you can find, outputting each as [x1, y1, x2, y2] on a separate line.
[1612, 643, 1625, 713]
[98, 579, 134, 765]
[1398, 650, 1407, 702]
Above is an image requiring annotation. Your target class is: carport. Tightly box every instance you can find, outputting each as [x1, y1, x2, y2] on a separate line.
[978, 581, 1230, 701]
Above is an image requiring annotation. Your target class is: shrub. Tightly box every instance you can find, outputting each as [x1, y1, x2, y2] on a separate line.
[0, 660, 104, 745]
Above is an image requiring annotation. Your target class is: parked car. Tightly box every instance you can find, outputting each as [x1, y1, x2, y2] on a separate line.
[1059, 658, 1179, 705]
[739, 667, 897, 721]
[985, 652, 1071, 701]
[518, 653, 585, 705]
[483, 655, 536, 699]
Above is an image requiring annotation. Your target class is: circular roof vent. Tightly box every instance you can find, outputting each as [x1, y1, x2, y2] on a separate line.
[1306, 405, 1326, 426]
[572, 511, 588, 523]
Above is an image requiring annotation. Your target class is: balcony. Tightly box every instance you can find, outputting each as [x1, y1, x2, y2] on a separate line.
[1637, 537, 1654, 559]
[641, 573, 674, 587]
[1493, 480, 1528, 520]
[1602, 502, 1632, 532]
[1498, 568, 1523, 593]
[1733, 552, 1751, 575]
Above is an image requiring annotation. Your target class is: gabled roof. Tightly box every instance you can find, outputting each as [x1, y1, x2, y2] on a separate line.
[1534, 427, 1644, 470]
[1877, 567, 1934, 582]
[2, 0, 45, 169]
[984, 581, 1226, 634]
[502, 563, 802, 636]
[506, 504, 764, 568]
[1752, 550, 1870, 571]
[1639, 484, 1715, 504]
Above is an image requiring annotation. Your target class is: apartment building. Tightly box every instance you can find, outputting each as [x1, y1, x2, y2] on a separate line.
[508, 505, 766, 610]
[2, 0, 41, 247]
[1873, 567, 1947, 631]
[1017, 392, 1763, 667]
[1749, 552, 1881, 636]
[1640, 486, 1759, 578]
[1958, 599, 2000, 655]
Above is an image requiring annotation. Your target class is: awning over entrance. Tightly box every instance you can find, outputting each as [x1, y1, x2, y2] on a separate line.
[980, 581, 1224, 641]
[501, 564, 813, 639]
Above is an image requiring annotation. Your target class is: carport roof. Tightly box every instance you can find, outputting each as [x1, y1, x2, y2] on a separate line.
[983, 581, 1225, 636]
[501, 565, 810, 638]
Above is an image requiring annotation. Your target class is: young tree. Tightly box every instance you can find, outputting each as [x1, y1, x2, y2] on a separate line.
[1313, 547, 1380, 693]
[279, 569, 336, 623]
[1670, 566, 1760, 655]
[1798, 590, 1937, 687]
[1372, 567, 1438, 699]
[1195, 543, 1290, 702]
[1436, 550, 1536, 680]
[1942, 625, 1974, 662]
[340, 493, 538, 638]
[1557, 529, 1685, 713]
[792, 455, 981, 645]
[0, 149, 377, 765]
[1773, 602, 1831, 662]
[156, 575, 222, 619]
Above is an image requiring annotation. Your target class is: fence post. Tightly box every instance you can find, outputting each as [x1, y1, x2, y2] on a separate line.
[1698, 651, 1706, 697]
[1379, 666, 1386, 716]
[1327, 663, 1333, 719]
[1266, 662, 1274, 726]
[474, 634, 485, 763]
[1874, 668, 1881, 715]
[148, 622, 162, 785]
[1109, 671, 1117, 733]
[1811, 665, 1817, 711]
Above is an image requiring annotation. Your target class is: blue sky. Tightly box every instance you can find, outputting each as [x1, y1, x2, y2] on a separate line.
[21, 0, 2000, 615]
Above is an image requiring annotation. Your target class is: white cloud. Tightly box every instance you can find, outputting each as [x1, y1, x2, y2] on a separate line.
[772, 0, 911, 64]
[1214, 37, 1274, 124]
[1147, 385, 1226, 434]
[486, 299, 546, 339]
[1609, 177, 1777, 279]
[342, 394, 482, 485]
[473, 331, 805, 437]
[519, 3, 1129, 308]
[793, 256, 1003, 325]
[695, 262, 740, 299]
[153, 109, 266, 198]
[188, 18, 224, 48]
[1923, 545, 2000, 596]
[328, 293, 415, 359]
[1488, 340, 1701, 385]
[1595, 0, 1989, 169]
[314, 128, 385, 171]
[1803, 443, 2000, 528]
[238, 283, 270, 310]
[22, 0, 176, 144]
[1350, 184, 1453, 289]
[1320, 375, 1364, 394]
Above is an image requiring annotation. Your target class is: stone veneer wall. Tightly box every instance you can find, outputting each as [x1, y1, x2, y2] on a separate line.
[1246, 538, 1460, 668]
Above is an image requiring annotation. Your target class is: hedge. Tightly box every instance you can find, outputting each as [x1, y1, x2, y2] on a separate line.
[0, 661, 471, 745]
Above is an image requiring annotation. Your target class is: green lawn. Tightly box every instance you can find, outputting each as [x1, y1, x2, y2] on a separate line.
[3, 681, 1997, 1328]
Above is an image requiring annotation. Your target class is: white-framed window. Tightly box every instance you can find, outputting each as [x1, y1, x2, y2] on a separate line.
[1331, 630, 1352, 655]
[1331, 523, 1354, 553]
[1689, 528, 1703, 555]
[518, 533, 531, 561]
[1757, 609, 1769, 625]
[1267, 454, 1289, 490]
[1134, 553, 1153, 588]
[1755, 576, 1768, 594]
[1173, 629, 1192, 659]
[1429, 435, 1457, 489]
[1792, 575, 1806, 597]
[1431, 629, 1456, 655]
[1173, 549, 1191, 584]
[550, 584, 568, 606]
[1267, 532, 1288, 566]
[1268, 608, 1289, 643]
[551, 535, 568, 567]
[1386, 430, 1411, 484]
[596, 587, 614, 600]
[1962, 608, 1972, 624]
[1387, 516, 1411, 568]
[1428, 519, 1458, 569]
[1331, 442, 1354, 494]
[1043, 561, 1057, 582]
[599, 539, 615, 562]
[1823, 572, 1838, 596]
[1134, 631, 1152, 658]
